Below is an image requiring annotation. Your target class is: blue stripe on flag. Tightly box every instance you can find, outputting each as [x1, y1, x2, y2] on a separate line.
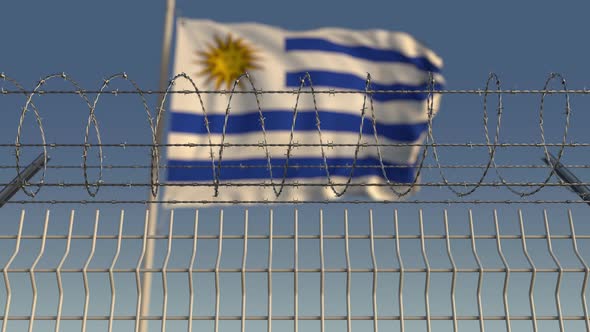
[286, 71, 442, 102]
[169, 111, 428, 142]
[167, 157, 415, 183]
[285, 38, 441, 73]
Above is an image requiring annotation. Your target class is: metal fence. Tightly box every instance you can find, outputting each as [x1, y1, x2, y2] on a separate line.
[1, 72, 590, 331]
[2, 208, 590, 332]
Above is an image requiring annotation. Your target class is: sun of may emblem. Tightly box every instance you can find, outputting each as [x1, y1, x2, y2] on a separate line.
[196, 34, 260, 90]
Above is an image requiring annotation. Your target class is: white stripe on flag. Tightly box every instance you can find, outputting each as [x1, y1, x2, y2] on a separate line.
[170, 93, 442, 122]
[163, 175, 419, 205]
[167, 131, 423, 164]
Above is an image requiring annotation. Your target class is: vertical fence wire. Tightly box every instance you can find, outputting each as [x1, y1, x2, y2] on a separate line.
[519, 210, 538, 332]
[28, 211, 49, 332]
[569, 210, 590, 331]
[241, 210, 248, 332]
[394, 210, 404, 332]
[188, 210, 198, 332]
[135, 211, 149, 332]
[268, 210, 273, 332]
[108, 211, 124, 332]
[418, 210, 431, 332]
[82, 211, 99, 332]
[55, 211, 74, 332]
[319, 210, 325, 332]
[444, 210, 458, 332]
[161, 211, 174, 332]
[368, 210, 378, 332]
[469, 210, 485, 332]
[214, 211, 223, 332]
[1, 211, 24, 332]
[344, 210, 352, 332]
[293, 209, 298, 332]
[544, 210, 564, 332]
[494, 210, 511, 332]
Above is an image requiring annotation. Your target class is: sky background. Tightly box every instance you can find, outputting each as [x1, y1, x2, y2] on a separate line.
[1, 0, 590, 331]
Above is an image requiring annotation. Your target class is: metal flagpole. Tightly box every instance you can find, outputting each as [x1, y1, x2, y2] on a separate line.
[140, 0, 176, 331]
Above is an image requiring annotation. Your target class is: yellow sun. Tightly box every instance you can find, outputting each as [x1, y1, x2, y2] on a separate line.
[196, 34, 260, 90]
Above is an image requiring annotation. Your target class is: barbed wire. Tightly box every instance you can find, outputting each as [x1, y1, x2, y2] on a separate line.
[3, 142, 590, 147]
[2, 89, 590, 94]
[5, 182, 590, 187]
[1, 71, 586, 203]
[1, 163, 589, 169]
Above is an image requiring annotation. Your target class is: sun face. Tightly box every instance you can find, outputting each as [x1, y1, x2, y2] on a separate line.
[196, 34, 260, 90]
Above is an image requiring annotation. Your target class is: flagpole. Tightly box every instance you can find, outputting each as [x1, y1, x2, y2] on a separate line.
[140, 0, 176, 331]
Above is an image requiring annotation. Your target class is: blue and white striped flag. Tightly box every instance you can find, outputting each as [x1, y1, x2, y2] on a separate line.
[164, 18, 444, 203]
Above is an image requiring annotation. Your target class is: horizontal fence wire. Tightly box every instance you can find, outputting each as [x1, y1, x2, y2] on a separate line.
[0, 72, 588, 204]
[0, 208, 589, 332]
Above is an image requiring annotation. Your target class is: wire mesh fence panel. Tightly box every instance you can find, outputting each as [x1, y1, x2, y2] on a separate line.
[0, 208, 588, 331]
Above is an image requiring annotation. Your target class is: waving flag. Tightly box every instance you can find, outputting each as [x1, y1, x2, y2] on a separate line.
[164, 18, 444, 204]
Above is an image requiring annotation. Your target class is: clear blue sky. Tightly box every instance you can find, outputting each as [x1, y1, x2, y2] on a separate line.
[1, 1, 590, 331]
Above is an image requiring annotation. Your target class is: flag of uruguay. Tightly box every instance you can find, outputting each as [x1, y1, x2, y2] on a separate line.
[164, 18, 444, 204]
